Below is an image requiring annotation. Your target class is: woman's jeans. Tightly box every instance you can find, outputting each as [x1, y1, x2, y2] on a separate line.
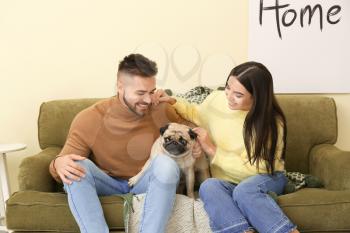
[63, 155, 180, 233]
[199, 172, 297, 233]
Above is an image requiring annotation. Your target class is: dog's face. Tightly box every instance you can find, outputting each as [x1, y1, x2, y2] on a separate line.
[159, 123, 197, 156]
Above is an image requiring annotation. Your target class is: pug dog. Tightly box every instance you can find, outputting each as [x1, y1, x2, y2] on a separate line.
[128, 123, 210, 198]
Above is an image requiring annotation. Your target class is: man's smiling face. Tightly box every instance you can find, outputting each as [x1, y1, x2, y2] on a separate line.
[118, 74, 156, 116]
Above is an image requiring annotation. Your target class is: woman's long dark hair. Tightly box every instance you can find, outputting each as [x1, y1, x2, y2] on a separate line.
[225, 61, 287, 174]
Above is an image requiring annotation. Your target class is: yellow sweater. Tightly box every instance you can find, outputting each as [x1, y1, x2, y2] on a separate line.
[174, 90, 285, 184]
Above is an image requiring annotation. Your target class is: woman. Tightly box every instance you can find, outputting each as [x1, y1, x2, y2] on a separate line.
[155, 62, 299, 233]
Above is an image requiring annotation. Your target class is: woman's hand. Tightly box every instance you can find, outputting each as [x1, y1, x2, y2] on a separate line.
[193, 127, 217, 158]
[152, 89, 176, 106]
[192, 141, 203, 159]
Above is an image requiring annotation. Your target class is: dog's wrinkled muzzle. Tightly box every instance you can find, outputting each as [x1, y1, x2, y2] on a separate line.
[163, 141, 186, 155]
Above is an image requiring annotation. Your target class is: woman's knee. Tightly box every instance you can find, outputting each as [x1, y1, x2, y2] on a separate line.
[151, 155, 180, 185]
[199, 178, 224, 201]
[233, 179, 260, 203]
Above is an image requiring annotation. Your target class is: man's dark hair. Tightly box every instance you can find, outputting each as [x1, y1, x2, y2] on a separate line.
[118, 54, 158, 78]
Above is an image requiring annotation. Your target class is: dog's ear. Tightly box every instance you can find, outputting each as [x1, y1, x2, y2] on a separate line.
[188, 129, 198, 140]
[160, 124, 170, 136]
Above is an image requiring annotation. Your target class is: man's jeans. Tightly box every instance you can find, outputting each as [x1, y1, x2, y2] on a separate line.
[63, 155, 180, 233]
[199, 172, 297, 233]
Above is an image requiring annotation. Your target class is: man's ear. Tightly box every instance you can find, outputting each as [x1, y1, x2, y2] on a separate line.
[160, 124, 170, 136]
[117, 78, 124, 94]
[188, 129, 198, 140]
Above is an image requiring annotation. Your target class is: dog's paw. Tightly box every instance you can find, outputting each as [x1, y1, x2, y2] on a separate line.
[187, 192, 195, 199]
[128, 177, 138, 187]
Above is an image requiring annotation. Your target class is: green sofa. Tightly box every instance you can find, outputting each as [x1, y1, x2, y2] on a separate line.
[6, 95, 350, 233]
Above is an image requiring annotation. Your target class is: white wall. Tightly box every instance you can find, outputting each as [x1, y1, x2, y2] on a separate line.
[0, 0, 248, 194]
[248, 0, 350, 93]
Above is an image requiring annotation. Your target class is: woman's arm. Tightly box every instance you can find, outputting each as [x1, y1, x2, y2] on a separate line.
[153, 89, 202, 125]
[172, 98, 201, 126]
[192, 127, 216, 158]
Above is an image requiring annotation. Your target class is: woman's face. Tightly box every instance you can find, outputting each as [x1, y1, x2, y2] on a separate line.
[225, 76, 253, 111]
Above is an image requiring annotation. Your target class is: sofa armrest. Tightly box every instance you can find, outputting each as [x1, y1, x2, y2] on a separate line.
[310, 144, 350, 190]
[18, 147, 62, 192]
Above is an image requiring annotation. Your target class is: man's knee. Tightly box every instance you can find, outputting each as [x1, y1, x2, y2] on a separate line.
[75, 159, 96, 171]
[151, 155, 180, 185]
[63, 159, 96, 190]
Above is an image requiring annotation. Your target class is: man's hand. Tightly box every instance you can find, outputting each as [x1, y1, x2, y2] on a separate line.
[192, 141, 203, 159]
[193, 127, 217, 158]
[54, 154, 86, 184]
[152, 89, 176, 106]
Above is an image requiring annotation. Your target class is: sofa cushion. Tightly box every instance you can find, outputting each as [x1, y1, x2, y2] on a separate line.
[8, 188, 350, 233]
[278, 188, 350, 232]
[6, 190, 125, 232]
[128, 194, 211, 233]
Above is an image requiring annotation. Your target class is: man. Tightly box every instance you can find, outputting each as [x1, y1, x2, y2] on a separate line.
[49, 54, 198, 233]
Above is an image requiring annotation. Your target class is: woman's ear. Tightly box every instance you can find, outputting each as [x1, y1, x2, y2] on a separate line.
[188, 129, 198, 140]
[160, 124, 170, 136]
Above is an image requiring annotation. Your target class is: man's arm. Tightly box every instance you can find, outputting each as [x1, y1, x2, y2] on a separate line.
[50, 154, 86, 184]
[49, 108, 97, 184]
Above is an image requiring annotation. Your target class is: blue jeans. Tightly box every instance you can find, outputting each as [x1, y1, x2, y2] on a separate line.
[63, 155, 180, 233]
[199, 172, 297, 233]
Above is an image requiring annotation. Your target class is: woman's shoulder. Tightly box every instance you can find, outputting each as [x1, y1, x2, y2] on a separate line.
[202, 90, 226, 105]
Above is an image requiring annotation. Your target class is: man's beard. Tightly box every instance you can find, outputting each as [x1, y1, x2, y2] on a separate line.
[123, 94, 150, 116]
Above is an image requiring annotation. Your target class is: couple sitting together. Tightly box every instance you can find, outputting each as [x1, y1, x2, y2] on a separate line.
[49, 53, 299, 233]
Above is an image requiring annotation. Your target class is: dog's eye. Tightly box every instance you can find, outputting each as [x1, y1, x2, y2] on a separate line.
[165, 137, 171, 142]
[179, 138, 187, 146]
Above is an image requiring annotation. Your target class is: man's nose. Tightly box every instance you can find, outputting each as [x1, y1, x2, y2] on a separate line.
[143, 94, 152, 104]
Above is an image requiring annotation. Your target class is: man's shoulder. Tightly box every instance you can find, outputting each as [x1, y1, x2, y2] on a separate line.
[150, 102, 177, 123]
[150, 102, 192, 126]
[72, 97, 114, 128]
[151, 102, 174, 115]
[80, 97, 113, 117]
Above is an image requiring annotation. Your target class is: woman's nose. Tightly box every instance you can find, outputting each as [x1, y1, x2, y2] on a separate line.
[226, 91, 234, 101]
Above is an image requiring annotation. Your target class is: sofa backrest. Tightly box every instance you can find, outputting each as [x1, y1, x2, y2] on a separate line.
[277, 95, 337, 173]
[38, 95, 337, 174]
[38, 98, 104, 150]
